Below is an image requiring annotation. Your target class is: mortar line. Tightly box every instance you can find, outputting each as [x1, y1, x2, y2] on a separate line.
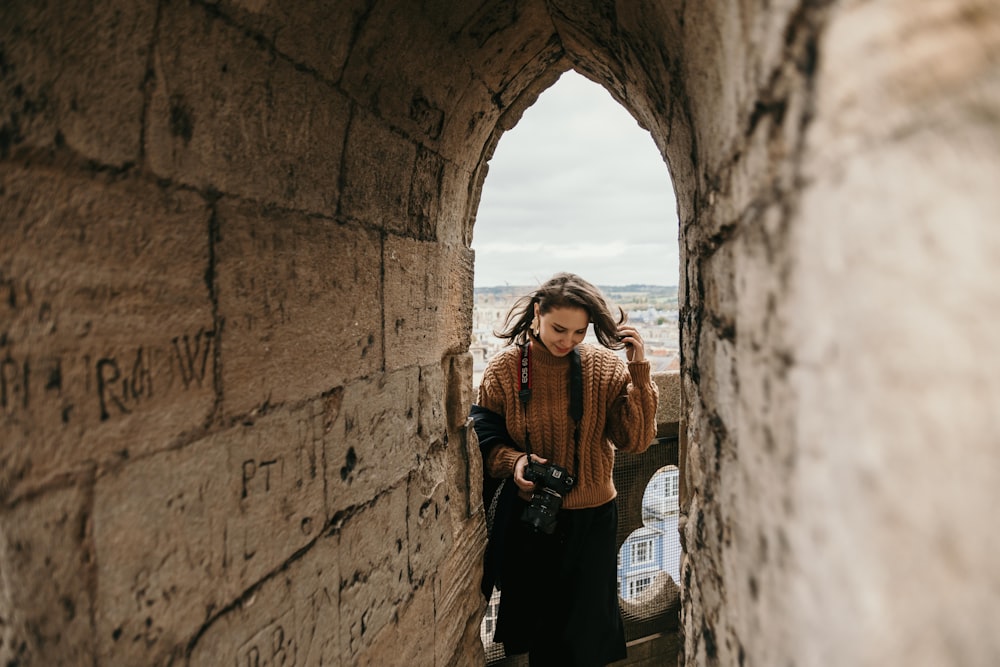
[138, 0, 165, 166]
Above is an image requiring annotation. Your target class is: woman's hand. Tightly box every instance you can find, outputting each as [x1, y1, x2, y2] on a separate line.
[513, 453, 548, 500]
[617, 325, 646, 363]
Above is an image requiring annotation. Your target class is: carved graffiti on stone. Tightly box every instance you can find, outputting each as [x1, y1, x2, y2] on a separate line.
[96, 347, 153, 420]
[172, 329, 214, 389]
[0, 327, 215, 423]
[236, 609, 298, 667]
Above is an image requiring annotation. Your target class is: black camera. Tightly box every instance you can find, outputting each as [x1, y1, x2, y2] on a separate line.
[521, 461, 575, 534]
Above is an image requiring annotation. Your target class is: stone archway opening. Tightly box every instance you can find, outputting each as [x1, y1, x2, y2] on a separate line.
[471, 69, 679, 291]
[468, 66, 683, 663]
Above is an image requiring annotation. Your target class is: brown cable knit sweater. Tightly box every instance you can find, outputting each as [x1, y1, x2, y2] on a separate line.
[477, 338, 658, 510]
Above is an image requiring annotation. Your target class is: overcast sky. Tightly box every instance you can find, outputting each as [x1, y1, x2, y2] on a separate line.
[471, 70, 679, 288]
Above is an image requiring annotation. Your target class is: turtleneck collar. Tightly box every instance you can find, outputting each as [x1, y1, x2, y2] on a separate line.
[528, 333, 574, 368]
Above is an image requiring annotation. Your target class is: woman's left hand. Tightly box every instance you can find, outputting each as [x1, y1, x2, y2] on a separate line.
[617, 325, 646, 363]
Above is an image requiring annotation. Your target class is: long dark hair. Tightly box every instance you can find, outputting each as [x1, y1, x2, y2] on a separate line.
[494, 272, 627, 349]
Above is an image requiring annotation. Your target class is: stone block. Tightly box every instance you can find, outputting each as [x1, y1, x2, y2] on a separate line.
[441, 353, 480, 523]
[463, 417, 485, 519]
[419, 362, 448, 449]
[439, 160, 480, 246]
[216, 200, 382, 414]
[339, 110, 417, 232]
[0, 166, 214, 499]
[443, 352, 475, 514]
[409, 146, 445, 241]
[338, 483, 410, 661]
[324, 368, 424, 514]
[0, 484, 93, 666]
[338, 1, 478, 143]
[452, 1, 556, 101]
[189, 530, 342, 667]
[433, 523, 487, 667]
[443, 353, 474, 433]
[653, 371, 681, 433]
[676, 1, 741, 174]
[147, 0, 349, 214]
[354, 583, 435, 667]
[207, 0, 365, 84]
[441, 243, 476, 355]
[0, 0, 154, 164]
[384, 236, 473, 369]
[407, 462, 453, 587]
[383, 237, 444, 369]
[93, 398, 328, 664]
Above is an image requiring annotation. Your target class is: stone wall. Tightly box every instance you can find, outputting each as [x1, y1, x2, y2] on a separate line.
[2, 1, 999, 666]
[675, 2, 1000, 666]
[1, 1, 484, 664]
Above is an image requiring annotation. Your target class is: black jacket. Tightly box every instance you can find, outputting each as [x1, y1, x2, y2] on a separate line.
[470, 404, 520, 598]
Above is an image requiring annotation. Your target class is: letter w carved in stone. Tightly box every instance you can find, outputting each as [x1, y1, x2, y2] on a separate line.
[172, 329, 214, 389]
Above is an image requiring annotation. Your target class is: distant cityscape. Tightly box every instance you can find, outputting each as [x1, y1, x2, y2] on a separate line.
[472, 284, 680, 387]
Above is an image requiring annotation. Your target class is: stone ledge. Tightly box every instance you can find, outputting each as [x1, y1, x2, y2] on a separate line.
[653, 370, 681, 438]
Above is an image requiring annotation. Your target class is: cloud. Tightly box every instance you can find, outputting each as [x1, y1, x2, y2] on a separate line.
[473, 71, 678, 287]
[475, 240, 628, 259]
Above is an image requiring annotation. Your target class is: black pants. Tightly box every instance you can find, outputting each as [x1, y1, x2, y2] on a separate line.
[494, 499, 626, 667]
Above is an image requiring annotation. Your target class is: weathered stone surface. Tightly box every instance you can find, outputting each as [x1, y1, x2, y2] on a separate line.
[0, 0, 155, 164]
[324, 368, 424, 514]
[442, 160, 481, 246]
[356, 582, 435, 667]
[93, 435, 225, 665]
[188, 530, 342, 667]
[807, 0, 1000, 174]
[409, 147, 446, 241]
[443, 353, 474, 434]
[407, 459, 454, 587]
[0, 484, 93, 666]
[338, 1, 479, 143]
[443, 353, 479, 520]
[207, 0, 368, 85]
[434, 513, 486, 666]
[419, 362, 449, 450]
[338, 482, 410, 661]
[0, 166, 214, 499]
[441, 243, 476, 355]
[384, 236, 474, 369]
[678, 2, 1000, 666]
[782, 129, 1000, 666]
[433, 520, 488, 667]
[339, 109, 418, 232]
[147, 0, 350, 214]
[93, 398, 328, 664]
[454, 1, 560, 105]
[654, 371, 681, 432]
[216, 199, 382, 414]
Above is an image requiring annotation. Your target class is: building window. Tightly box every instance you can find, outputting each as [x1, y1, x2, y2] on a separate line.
[481, 591, 500, 643]
[628, 575, 653, 598]
[665, 470, 679, 498]
[631, 538, 654, 565]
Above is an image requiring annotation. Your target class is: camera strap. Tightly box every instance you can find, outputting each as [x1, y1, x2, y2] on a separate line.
[519, 340, 582, 478]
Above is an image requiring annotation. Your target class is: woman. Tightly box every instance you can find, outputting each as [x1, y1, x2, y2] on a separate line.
[472, 272, 658, 666]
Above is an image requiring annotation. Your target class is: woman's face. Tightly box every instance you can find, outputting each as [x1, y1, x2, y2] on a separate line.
[535, 305, 589, 357]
